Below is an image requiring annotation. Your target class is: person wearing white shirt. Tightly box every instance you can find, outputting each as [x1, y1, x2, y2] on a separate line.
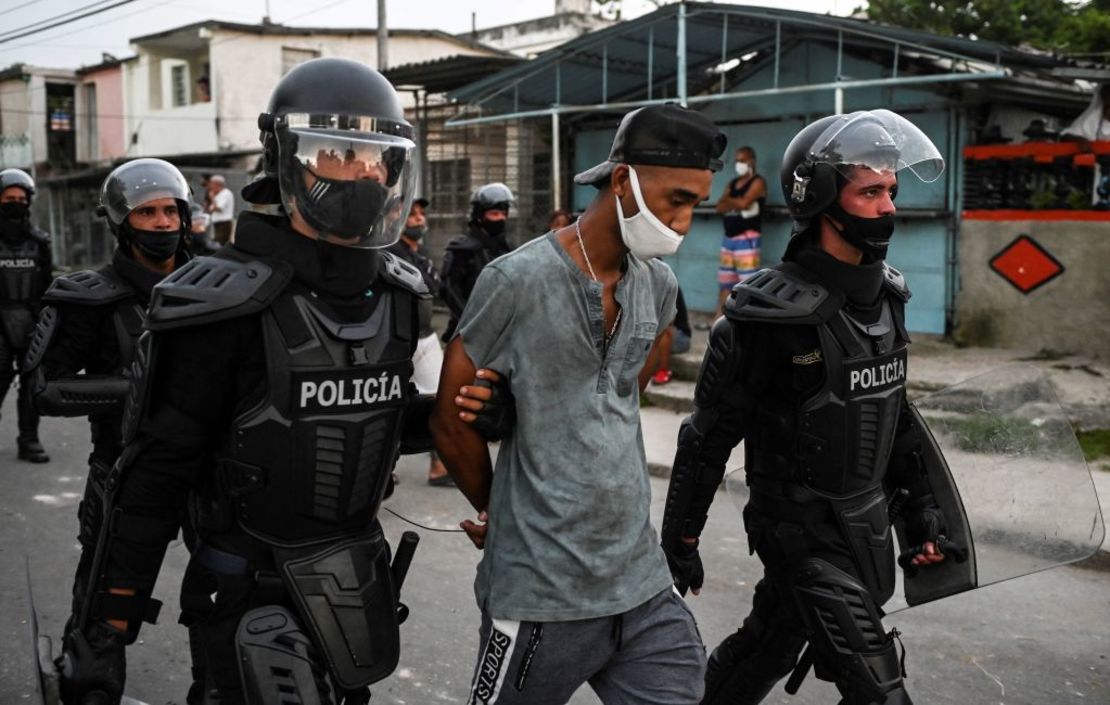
[206, 174, 235, 245]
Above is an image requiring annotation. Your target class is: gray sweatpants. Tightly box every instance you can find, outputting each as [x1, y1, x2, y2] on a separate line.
[466, 587, 706, 705]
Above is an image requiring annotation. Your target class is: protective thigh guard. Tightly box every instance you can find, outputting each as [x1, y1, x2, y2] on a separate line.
[236, 606, 332, 705]
[790, 559, 908, 705]
[831, 486, 896, 605]
[278, 530, 400, 692]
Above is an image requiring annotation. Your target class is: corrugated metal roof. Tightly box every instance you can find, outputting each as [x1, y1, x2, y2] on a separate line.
[449, 2, 1079, 117]
[383, 55, 524, 93]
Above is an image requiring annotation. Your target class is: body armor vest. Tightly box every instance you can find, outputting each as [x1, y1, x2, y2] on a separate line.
[0, 232, 48, 348]
[0, 232, 46, 303]
[794, 299, 908, 496]
[726, 263, 910, 601]
[743, 294, 910, 499]
[219, 288, 414, 548]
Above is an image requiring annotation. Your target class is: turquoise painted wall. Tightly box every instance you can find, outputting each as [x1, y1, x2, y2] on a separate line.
[570, 41, 957, 335]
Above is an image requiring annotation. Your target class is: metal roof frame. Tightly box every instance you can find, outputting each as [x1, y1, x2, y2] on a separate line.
[444, 1, 1082, 128]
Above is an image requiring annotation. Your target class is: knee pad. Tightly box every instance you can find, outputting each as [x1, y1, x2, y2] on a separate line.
[236, 606, 331, 705]
[790, 559, 905, 704]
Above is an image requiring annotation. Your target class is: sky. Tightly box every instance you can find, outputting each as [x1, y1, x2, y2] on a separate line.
[0, 0, 851, 70]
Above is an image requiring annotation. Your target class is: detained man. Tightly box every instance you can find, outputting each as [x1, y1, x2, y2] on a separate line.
[432, 104, 728, 705]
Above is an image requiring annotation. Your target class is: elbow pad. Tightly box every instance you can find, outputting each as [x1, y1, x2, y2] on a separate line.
[661, 414, 726, 546]
[661, 317, 746, 545]
[36, 376, 130, 417]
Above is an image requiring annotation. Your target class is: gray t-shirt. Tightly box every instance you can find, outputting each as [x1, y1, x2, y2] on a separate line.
[457, 231, 678, 621]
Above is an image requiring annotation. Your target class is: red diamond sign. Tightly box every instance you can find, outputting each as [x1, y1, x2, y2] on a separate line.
[988, 235, 1065, 294]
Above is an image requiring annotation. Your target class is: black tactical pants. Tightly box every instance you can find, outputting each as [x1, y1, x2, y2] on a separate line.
[702, 498, 910, 705]
[0, 331, 39, 443]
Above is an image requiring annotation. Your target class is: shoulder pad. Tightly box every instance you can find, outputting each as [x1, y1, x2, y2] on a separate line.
[42, 269, 132, 306]
[882, 263, 911, 302]
[724, 266, 839, 325]
[379, 251, 431, 299]
[146, 254, 292, 331]
[693, 317, 741, 410]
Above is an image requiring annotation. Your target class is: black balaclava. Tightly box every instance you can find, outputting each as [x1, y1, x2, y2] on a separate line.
[785, 228, 885, 309]
[0, 197, 30, 242]
[823, 203, 895, 263]
[233, 210, 380, 300]
[291, 162, 391, 238]
[402, 225, 427, 241]
[480, 217, 506, 238]
[122, 222, 182, 262]
[111, 247, 187, 305]
[820, 171, 896, 263]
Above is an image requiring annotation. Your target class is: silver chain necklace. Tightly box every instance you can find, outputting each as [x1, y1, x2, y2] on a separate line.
[575, 219, 622, 345]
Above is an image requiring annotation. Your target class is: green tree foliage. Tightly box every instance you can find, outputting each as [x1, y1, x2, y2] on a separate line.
[863, 0, 1110, 57]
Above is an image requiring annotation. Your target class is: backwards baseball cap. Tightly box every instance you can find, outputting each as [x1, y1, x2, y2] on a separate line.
[574, 103, 727, 188]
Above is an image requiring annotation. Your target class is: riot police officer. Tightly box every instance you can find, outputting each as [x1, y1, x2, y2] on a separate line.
[440, 182, 514, 340]
[661, 110, 949, 705]
[58, 58, 433, 705]
[25, 158, 218, 704]
[0, 168, 52, 462]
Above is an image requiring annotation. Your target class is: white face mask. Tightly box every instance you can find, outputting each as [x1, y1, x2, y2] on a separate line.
[615, 166, 685, 260]
[735, 161, 751, 177]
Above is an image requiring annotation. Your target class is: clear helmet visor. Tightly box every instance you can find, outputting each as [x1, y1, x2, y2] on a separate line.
[276, 115, 416, 249]
[810, 109, 945, 184]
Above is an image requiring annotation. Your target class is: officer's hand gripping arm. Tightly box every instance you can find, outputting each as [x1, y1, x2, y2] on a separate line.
[461, 370, 514, 441]
[660, 318, 747, 595]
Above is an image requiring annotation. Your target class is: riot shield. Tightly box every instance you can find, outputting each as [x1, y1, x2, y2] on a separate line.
[887, 364, 1104, 611]
[724, 365, 1105, 612]
[25, 557, 58, 705]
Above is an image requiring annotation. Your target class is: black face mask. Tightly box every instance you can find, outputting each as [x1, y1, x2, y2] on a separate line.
[825, 203, 895, 261]
[0, 202, 29, 222]
[403, 225, 427, 241]
[126, 224, 181, 262]
[481, 219, 506, 238]
[295, 164, 390, 239]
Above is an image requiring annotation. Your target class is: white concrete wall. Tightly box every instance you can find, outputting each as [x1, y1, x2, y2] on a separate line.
[124, 53, 218, 157]
[209, 30, 498, 153]
[955, 219, 1110, 359]
[1, 68, 79, 168]
[0, 78, 33, 168]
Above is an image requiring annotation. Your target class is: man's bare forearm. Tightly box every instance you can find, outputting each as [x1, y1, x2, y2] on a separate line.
[432, 337, 495, 512]
[432, 413, 493, 512]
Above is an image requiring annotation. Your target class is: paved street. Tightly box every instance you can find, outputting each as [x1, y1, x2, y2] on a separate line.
[1, 395, 1108, 705]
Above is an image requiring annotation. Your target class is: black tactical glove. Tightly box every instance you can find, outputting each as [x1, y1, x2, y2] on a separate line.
[470, 375, 515, 442]
[897, 498, 967, 577]
[903, 501, 944, 549]
[662, 538, 704, 597]
[59, 622, 126, 705]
